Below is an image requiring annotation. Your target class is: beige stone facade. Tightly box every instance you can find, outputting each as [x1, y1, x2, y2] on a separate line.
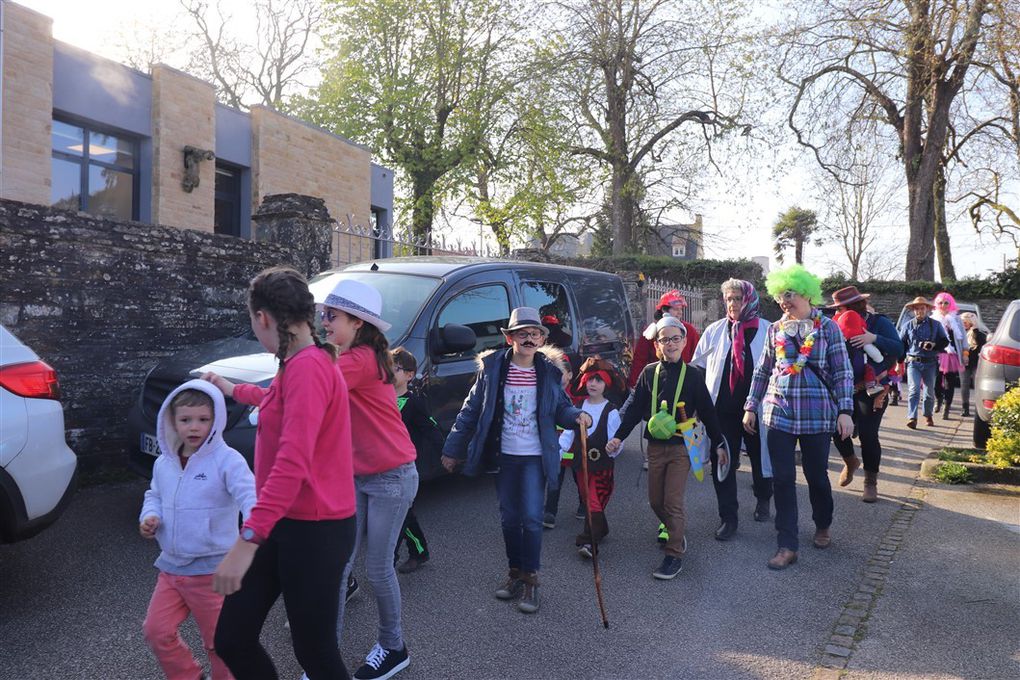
[0, 2, 53, 205]
[1, 0, 387, 265]
[250, 106, 374, 262]
[151, 65, 216, 232]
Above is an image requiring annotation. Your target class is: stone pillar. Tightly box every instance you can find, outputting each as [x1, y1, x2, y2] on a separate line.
[252, 193, 334, 278]
[1, 2, 53, 205]
[151, 64, 215, 231]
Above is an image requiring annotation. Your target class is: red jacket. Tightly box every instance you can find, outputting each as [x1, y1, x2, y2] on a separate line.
[628, 321, 700, 388]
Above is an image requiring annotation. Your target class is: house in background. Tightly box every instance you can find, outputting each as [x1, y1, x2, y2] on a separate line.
[752, 255, 771, 275]
[645, 214, 703, 260]
[0, 1, 393, 263]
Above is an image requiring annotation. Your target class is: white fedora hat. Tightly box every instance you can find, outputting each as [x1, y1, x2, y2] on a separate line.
[315, 278, 391, 332]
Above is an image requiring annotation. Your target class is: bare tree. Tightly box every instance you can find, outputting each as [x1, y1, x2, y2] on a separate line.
[776, 0, 1015, 280]
[180, 0, 322, 109]
[551, 0, 753, 255]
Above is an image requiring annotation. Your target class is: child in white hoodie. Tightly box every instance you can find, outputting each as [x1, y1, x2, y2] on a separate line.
[139, 379, 256, 680]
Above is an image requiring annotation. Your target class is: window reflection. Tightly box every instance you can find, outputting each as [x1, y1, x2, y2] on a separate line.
[87, 165, 133, 220]
[50, 117, 137, 220]
[51, 157, 82, 211]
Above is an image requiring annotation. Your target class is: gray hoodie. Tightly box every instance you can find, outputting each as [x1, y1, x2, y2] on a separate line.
[139, 379, 256, 575]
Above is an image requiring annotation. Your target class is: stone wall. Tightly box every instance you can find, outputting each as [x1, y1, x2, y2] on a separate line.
[0, 197, 331, 472]
[0, 2, 53, 205]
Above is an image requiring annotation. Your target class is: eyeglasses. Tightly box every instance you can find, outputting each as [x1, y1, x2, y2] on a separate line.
[511, 330, 544, 341]
[319, 309, 339, 322]
[724, 295, 744, 304]
[656, 335, 685, 345]
[393, 366, 405, 373]
[774, 290, 800, 304]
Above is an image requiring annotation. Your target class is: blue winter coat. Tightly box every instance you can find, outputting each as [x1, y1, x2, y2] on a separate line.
[442, 347, 581, 489]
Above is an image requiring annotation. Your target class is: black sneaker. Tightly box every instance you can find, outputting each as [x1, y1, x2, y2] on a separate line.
[542, 512, 556, 529]
[574, 503, 585, 520]
[354, 643, 410, 680]
[346, 575, 359, 604]
[714, 521, 737, 541]
[753, 499, 771, 522]
[652, 555, 683, 580]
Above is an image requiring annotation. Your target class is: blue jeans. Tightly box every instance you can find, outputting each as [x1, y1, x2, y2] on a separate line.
[907, 359, 938, 419]
[337, 462, 418, 651]
[495, 454, 546, 574]
[767, 429, 833, 552]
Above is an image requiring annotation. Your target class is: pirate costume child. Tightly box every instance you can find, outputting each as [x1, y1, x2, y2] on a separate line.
[558, 358, 625, 558]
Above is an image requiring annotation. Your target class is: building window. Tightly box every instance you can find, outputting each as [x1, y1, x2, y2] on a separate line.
[672, 240, 686, 258]
[214, 163, 242, 236]
[51, 118, 138, 220]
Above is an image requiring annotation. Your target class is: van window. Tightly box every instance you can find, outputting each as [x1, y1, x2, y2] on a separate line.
[435, 285, 511, 357]
[521, 281, 574, 349]
[571, 276, 630, 348]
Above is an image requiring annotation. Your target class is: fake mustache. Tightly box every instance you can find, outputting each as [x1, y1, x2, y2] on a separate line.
[521, 342, 537, 348]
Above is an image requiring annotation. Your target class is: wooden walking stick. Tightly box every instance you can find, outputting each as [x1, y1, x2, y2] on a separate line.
[579, 425, 610, 629]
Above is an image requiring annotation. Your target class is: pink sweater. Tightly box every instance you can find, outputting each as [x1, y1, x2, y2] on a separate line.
[338, 345, 417, 476]
[233, 345, 355, 540]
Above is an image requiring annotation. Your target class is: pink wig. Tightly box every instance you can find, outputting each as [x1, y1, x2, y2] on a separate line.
[933, 292, 958, 313]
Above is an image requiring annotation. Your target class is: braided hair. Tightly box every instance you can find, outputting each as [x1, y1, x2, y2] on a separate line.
[248, 266, 339, 370]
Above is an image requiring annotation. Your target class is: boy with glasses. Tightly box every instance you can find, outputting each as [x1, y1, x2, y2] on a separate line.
[608, 316, 724, 580]
[442, 307, 589, 614]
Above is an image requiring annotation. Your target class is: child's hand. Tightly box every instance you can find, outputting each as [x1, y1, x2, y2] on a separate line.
[576, 412, 592, 429]
[606, 438, 622, 455]
[440, 455, 461, 473]
[201, 371, 235, 398]
[139, 516, 159, 539]
[849, 331, 877, 347]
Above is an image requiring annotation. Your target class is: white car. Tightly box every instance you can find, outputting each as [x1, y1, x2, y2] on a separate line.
[0, 325, 78, 542]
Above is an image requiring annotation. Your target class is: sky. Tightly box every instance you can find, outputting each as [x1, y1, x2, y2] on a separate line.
[15, 0, 1017, 280]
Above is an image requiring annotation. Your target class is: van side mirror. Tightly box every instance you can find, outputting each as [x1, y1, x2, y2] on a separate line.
[431, 324, 477, 355]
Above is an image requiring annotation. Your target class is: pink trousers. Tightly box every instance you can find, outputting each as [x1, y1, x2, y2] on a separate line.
[142, 572, 233, 680]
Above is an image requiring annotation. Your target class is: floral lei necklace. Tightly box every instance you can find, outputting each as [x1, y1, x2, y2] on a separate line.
[775, 309, 822, 375]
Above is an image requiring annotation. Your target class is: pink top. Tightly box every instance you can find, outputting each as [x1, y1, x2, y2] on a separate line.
[233, 345, 355, 540]
[338, 345, 417, 476]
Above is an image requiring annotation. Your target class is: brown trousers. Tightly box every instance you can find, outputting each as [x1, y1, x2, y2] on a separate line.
[646, 440, 691, 558]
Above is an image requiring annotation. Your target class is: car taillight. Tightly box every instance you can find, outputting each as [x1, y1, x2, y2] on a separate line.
[981, 344, 1020, 366]
[0, 361, 61, 400]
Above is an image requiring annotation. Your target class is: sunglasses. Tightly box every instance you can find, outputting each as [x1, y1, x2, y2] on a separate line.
[319, 309, 340, 322]
[773, 290, 800, 304]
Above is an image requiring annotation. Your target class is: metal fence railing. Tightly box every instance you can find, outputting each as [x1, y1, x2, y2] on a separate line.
[642, 277, 710, 330]
[331, 214, 495, 267]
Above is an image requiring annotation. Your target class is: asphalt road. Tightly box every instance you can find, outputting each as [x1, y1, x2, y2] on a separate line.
[1, 412, 1015, 679]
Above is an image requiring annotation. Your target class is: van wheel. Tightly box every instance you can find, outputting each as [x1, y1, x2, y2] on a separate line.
[973, 414, 991, 449]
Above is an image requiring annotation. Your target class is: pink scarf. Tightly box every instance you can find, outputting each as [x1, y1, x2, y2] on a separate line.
[729, 282, 761, 394]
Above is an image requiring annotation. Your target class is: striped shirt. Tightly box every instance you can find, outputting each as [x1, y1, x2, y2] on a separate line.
[502, 363, 541, 455]
[744, 314, 853, 435]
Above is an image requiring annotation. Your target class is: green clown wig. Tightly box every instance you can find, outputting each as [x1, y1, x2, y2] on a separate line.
[765, 264, 823, 305]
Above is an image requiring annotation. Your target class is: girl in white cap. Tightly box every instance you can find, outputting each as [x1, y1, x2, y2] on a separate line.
[318, 278, 418, 680]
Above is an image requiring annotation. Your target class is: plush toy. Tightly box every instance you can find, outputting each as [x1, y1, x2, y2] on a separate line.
[833, 309, 884, 363]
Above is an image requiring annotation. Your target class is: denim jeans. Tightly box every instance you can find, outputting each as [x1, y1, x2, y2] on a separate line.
[767, 429, 833, 552]
[337, 462, 418, 651]
[907, 359, 938, 419]
[495, 454, 546, 574]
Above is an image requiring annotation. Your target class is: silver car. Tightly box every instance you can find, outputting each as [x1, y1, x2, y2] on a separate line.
[973, 299, 1020, 448]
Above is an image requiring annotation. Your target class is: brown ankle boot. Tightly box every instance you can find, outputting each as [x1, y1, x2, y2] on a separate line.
[494, 568, 524, 600]
[839, 454, 861, 487]
[862, 471, 878, 503]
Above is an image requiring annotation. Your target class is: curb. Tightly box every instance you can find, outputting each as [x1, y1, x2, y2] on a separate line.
[812, 480, 928, 678]
[919, 454, 1020, 485]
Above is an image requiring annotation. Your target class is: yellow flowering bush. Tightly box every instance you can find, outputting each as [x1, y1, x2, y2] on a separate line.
[986, 385, 1020, 468]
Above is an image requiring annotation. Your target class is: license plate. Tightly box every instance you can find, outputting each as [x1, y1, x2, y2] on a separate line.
[140, 433, 160, 457]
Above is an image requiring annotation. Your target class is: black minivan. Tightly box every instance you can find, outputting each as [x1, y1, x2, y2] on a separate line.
[127, 257, 635, 480]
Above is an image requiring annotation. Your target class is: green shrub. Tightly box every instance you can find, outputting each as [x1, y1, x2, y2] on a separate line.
[987, 385, 1020, 468]
[932, 461, 972, 484]
[937, 448, 987, 464]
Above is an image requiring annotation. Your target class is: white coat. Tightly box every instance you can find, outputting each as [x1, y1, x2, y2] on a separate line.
[690, 317, 772, 477]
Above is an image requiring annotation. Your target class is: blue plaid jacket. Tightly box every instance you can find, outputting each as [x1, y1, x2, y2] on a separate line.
[744, 314, 853, 435]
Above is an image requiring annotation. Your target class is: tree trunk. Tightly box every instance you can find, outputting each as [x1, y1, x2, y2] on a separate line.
[932, 166, 956, 280]
[905, 170, 937, 280]
[610, 161, 637, 255]
[795, 237, 804, 264]
[411, 174, 437, 255]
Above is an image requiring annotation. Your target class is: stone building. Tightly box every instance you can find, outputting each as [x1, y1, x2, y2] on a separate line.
[0, 1, 393, 263]
[646, 214, 703, 260]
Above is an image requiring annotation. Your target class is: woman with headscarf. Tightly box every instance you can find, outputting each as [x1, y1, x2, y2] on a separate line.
[959, 312, 987, 418]
[690, 279, 774, 541]
[932, 292, 967, 419]
[743, 265, 853, 570]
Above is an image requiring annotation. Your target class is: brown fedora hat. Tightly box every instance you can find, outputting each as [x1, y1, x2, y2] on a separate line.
[827, 285, 871, 308]
[904, 296, 935, 309]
